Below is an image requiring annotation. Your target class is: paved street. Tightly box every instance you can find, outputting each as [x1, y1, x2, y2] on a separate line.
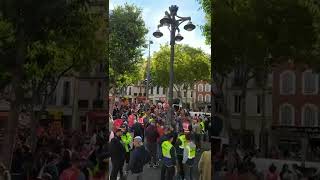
[124, 141, 210, 179]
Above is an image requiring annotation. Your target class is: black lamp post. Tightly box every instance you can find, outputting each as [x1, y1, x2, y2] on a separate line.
[153, 5, 195, 127]
[146, 40, 153, 101]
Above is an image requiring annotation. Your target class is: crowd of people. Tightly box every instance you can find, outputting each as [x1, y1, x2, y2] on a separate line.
[5, 126, 111, 180]
[0, 101, 212, 180]
[108, 102, 212, 180]
[212, 144, 320, 180]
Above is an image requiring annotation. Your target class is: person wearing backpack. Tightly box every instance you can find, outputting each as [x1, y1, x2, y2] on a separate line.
[128, 136, 150, 180]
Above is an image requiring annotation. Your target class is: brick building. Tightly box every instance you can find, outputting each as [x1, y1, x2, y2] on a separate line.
[271, 62, 320, 161]
[193, 80, 211, 112]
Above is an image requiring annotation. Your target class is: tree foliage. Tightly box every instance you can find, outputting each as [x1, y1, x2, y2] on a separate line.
[109, 3, 148, 88]
[198, 0, 211, 45]
[0, 0, 107, 165]
[150, 44, 210, 89]
[214, 0, 319, 143]
[215, 0, 318, 77]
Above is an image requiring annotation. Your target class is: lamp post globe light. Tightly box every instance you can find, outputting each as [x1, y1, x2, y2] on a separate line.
[153, 5, 195, 128]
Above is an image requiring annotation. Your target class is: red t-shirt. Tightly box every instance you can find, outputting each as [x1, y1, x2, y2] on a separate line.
[157, 126, 164, 142]
[59, 167, 81, 180]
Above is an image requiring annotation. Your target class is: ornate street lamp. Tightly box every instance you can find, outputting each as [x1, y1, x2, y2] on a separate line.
[153, 5, 195, 128]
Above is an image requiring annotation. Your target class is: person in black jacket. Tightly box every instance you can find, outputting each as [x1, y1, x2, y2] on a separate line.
[160, 134, 177, 180]
[132, 120, 144, 138]
[109, 128, 126, 180]
[128, 136, 150, 180]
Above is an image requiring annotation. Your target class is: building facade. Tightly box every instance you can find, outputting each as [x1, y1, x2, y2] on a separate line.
[121, 84, 195, 108]
[218, 70, 273, 148]
[193, 80, 212, 112]
[271, 62, 320, 161]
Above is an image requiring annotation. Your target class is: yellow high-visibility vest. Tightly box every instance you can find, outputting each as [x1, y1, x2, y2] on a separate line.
[121, 132, 133, 152]
[178, 134, 186, 149]
[200, 122, 205, 132]
[162, 141, 173, 158]
[185, 143, 196, 159]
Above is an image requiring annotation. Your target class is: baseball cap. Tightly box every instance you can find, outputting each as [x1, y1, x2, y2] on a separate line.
[134, 136, 142, 142]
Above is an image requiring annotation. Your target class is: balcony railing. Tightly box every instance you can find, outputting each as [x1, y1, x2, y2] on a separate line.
[93, 100, 104, 109]
[78, 100, 89, 109]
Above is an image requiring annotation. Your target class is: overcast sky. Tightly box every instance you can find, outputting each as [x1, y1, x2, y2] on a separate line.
[109, 0, 211, 58]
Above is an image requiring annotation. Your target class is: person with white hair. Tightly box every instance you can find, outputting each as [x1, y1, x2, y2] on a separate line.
[128, 136, 150, 180]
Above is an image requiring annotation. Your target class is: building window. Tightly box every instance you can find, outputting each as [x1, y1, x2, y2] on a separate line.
[191, 91, 193, 97]
[150, 86, 153, 95]
[78, 100, 89, 108]
[62, 81, 70, 105]
[280, 71, 295, 95]
[233, 95, 241, 113]
[302, 104, 318, 127]
[156, 86, 160, 94]
[99, 64, 104, 72]
[215, 101, 222, 113]
[184, 91, 187, 97]
[97, 82, 102, 99]
[163, 88, 166, 95]
[257, 95, 262, 114]
[279, 104, 294, 126]
[134, 93, 137, 96]
[129, 87, 132, 95]
[303, 70, 318, 94]
[205, 84, 210, 92]
[48, 88, 56, 105]
[205, 94, 211, 102]
[198, 84, 203, 92]
[198, 94, 203, 102]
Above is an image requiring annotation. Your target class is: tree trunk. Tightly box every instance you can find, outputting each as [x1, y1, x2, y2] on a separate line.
[260, 68, 268, 157]
[260, 85, 267, 156]
[1, 17, 26, 168]
[185, 86, 188, 108]
[30, 108, 38, 153]
[239, 80, 248, 149]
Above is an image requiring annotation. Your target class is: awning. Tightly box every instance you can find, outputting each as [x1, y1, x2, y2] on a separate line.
[272, 126, 320, 134]
[0, 111, 9, 117]
[49, 111, 63, 120]
[87, 110, 108, 123]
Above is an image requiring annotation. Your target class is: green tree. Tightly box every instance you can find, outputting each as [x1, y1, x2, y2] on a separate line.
[214, 0, 318, 149]
[109, 3, 148, 91]
[0, 0, 106, 166]
[151, 44, 210, 104]
[116, 60, 145, 96]
[198, 0, 211, 45]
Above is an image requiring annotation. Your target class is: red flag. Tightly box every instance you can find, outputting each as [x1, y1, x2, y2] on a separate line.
[113, 119, 123, 131]
[138, 117, 144, 125]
